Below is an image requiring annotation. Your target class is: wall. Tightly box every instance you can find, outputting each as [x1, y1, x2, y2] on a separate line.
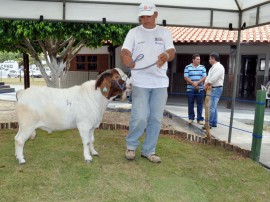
[116, 45, 232, 73]
[63, 46, 109, 88]
[173, 45, 231, 73]
[115, 44, 270, 99]
[61, 71, 98, 88]
[115, 47, 122, 69]
[78, 46, 109, 54]
[116, 44, 270, 75]
[240, 45, 270, 76]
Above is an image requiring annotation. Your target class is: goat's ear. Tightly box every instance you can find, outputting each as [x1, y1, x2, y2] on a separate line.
[95, 71, 111, 90]
[95, 72, 112, 97]
[100, 77, 111, 97]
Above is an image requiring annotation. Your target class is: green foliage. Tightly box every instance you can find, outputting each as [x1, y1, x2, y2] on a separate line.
[0, 19, 133, 53]
[0, 52, 22, 63]
[0, 51, 36, 65]
[1, 129, 270, 201]
[0, 20, 134, 87]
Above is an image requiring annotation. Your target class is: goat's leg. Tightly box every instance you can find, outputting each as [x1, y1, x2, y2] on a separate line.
[14, 128, 34, 164]
[78, 126, 92, 163]
[89, 129, 98, 156]
[30, 130, 37, 139]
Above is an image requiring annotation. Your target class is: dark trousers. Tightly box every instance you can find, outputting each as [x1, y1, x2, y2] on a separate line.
[187, 89, 205, 121]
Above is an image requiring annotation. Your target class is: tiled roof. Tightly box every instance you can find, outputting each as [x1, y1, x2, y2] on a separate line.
[167, 24, 270, 44]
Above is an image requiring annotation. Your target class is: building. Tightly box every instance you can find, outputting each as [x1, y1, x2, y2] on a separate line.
[66, 24, 270, 101]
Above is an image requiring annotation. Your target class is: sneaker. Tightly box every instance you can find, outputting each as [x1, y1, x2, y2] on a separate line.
[141, 154, 161, 163]
[202, 125, 212, 130]
[197, 121, 204, 125]
[188, 119, 193, 124]
[125, 150, 135, 160]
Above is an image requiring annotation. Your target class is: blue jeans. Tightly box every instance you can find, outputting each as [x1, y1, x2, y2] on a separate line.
[128, 91, 132, 103]
[126, 86, 168, 156]
[187, 89, 205, 121]
[209, 87, 223, 126]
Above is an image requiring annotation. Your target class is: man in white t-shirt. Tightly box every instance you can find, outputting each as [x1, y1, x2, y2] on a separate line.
[121, 1, 175, 163]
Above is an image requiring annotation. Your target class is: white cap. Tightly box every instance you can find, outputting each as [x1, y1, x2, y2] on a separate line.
[138, 2, 156, 16]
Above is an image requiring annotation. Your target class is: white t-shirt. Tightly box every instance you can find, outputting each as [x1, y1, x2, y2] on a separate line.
[122, 25, 175, 88]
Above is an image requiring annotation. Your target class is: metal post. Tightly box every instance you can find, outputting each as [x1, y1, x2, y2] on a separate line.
[250, 90, 266, 162]
[228, 14, 242, 143]
[263, 53, 269, 84]
[23, 53, 30, 89]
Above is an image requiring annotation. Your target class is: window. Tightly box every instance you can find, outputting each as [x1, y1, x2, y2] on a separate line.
[75, 55, 97, 71]
[260, 59, 265, 71]
[70, 54, 109, 73]
[76, 56, 86, 70]
[88, 63, 97, 70]
[88, 56, 97, 62]
[77, 63, 85, 70]
[88, 56, 97, 70]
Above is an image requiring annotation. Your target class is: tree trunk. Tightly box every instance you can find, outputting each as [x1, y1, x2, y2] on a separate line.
[22, 37, 85, 88]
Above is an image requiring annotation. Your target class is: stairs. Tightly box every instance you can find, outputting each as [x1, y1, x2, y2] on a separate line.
[0, 82, 15, 94]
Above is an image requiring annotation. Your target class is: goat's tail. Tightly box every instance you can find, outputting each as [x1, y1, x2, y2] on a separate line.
[16, 90, 23, 101]
[265, 81, 270, 89]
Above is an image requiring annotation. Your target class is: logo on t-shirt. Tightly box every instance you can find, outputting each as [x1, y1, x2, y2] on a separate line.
[155, 37, 164, 44]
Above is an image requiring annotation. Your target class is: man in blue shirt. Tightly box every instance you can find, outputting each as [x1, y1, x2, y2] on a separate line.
[184, 54, 207, 125]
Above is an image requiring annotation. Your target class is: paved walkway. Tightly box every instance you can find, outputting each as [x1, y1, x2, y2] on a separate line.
[1, 85, 270, 168]
[164, 105, 270, 168]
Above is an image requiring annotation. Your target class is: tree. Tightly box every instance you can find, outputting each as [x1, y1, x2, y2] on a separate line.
[0, 20, 133, 87]
[0, 51, 37, 66]
[0, 52, 21, 63]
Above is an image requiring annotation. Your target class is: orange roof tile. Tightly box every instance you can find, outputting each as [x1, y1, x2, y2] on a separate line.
[167, 24, 270, 44]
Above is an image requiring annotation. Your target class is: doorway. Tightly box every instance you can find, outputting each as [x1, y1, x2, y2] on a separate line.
[239, 55, 257, 99]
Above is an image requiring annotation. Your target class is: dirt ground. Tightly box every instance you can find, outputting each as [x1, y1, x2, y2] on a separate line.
[0, 100, 17, 123]
[0, 100, 189, 132]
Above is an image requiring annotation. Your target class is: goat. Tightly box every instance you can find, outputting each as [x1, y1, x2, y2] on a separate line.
[14, 69, 127, 164]
[261, 81, 270, 97]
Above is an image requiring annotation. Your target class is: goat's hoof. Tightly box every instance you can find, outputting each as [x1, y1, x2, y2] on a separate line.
[18, 159, 26, 164]
[92, 152, 99, 156]
[85, 160, 92, 163]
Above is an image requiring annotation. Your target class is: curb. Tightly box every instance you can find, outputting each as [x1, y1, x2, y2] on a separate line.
[1, 121, 251, 158]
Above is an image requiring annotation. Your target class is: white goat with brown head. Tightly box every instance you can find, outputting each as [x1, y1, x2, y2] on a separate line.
[15, 68, 128, 164]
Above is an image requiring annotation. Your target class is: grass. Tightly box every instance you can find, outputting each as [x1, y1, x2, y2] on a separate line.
[1, 129, 270, 202]
[0, 77, 46, 86]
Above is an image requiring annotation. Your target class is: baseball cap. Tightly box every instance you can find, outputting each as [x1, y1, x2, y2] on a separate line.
[138, 2, 156, 16]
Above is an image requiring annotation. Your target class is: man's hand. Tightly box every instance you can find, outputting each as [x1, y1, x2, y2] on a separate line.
[191, 82, 200, 90]
[192, 81, 198, 87]
[157, 52, 169, 68]
[121, 49, 135, 68]
[204, 83, 211, 91]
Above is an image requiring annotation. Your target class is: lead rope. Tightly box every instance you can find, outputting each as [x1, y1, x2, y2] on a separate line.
[125, 54, 156, 78]
[127, 54, 157, 72]
[118, 54, 157, 91]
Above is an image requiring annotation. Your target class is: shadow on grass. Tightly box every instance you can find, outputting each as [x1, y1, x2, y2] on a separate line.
[0, 129, 270, 201]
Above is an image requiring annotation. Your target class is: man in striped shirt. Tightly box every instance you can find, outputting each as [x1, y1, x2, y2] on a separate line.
[184, 54, 207, 125]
